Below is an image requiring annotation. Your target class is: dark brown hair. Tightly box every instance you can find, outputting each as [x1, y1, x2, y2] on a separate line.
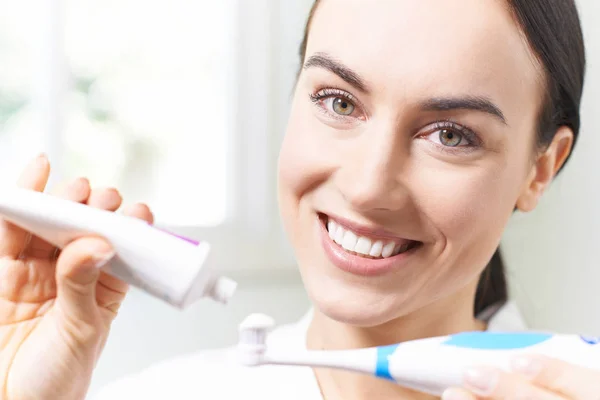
[297, 0, 586, 315]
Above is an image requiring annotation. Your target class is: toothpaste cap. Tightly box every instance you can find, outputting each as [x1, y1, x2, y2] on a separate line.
[208, 276, 238, 304]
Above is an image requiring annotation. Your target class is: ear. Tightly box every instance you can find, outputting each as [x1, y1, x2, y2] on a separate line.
[516, 126, 574, 212]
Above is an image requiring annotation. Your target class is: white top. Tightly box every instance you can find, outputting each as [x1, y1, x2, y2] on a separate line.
[92, 302, 527, 400]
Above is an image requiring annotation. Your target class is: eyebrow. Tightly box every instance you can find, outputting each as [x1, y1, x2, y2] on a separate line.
[303, 52, 370, 93]
[420, 96, 507, 125]
[303, 53, 507, 125]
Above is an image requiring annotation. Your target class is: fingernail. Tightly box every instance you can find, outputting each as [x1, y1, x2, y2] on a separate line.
[510, 355, 543, 378]
[91, 248, 116, 268]
[464, 367, 498, 395]
[442, 388, 471, 400]
[71, 177, 89, 188]
[36, 152, 48, 164]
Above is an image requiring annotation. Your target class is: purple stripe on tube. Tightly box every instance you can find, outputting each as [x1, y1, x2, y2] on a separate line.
[152, 224, 200, 245]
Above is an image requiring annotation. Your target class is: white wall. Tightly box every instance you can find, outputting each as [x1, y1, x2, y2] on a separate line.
[503, 0, 600, 335]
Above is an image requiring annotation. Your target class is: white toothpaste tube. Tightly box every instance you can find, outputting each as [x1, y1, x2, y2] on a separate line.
[0, 187, 237, 308]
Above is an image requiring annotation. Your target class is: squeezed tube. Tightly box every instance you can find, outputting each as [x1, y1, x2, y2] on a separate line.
[0, 187, 237, 308]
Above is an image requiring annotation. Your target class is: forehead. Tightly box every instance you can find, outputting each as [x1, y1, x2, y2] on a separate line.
[306, 0, 544, 124]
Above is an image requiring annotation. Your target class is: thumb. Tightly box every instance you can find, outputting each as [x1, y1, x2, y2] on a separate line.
[55, 237, 115, 325]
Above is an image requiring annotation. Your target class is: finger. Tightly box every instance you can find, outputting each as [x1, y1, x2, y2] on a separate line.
[16, 154, 51, 191]
[85, 187, 122, 211]
[121, 202, 154, 224]
[441, 387, 477, 400]
[0, 154, 51, 257]
[462, 366, 567, 399]
[510, 354, 600, 399]
[49, 178, 91, 202]
[55, 237, 115, 331]
[27, 177, 91, 258]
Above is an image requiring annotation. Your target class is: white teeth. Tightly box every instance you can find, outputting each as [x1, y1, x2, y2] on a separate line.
[369, 240, 383, 257]
[326, 218, 413, 259]
[355, 237, 372, 254]
[327, 220, 337, 240]
[334, 226, 345, 243]
[381, 242, 396, 258]
[341, 231, 358, 251]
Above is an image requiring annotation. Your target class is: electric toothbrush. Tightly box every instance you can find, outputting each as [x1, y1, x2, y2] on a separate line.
[237, 314, 600, 396]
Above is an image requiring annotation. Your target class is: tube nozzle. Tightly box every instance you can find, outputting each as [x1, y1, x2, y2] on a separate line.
[208, 276, 238, 304]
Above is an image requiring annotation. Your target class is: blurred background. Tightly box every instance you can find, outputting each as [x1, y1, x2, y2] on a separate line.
[0, 0, 597, 397]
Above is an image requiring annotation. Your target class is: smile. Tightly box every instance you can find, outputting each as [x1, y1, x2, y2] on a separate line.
[318, 213, 422, 276]
[326, 218, 416, 259]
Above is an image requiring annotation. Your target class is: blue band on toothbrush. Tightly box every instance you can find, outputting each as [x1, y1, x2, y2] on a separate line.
[580, 336, 600, 345]
[375, 344, 399, 381]
[443, 332, 552, 349]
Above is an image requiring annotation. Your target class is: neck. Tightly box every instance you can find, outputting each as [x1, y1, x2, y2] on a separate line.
[306, 281, 487, 400]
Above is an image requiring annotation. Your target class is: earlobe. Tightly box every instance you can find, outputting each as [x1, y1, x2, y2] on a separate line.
[515, 169, 539, 212]
[515, 127, 574, 212]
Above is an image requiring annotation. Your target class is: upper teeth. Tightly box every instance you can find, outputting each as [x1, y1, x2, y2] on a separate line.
[327, 219, 410, 258]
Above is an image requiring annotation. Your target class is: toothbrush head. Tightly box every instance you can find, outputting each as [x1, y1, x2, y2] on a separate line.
[237, 313, 275, 366]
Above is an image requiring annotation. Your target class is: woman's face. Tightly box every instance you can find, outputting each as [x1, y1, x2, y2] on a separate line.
[278, 0, 548, 326]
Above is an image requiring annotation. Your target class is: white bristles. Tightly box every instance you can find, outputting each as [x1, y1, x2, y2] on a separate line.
[237, 313, 275, 366]
[239, 326, 268, 346]
[238, 313, 275, 337]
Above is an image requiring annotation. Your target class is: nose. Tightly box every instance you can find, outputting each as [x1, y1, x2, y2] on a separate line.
[336, 129, 411, 212]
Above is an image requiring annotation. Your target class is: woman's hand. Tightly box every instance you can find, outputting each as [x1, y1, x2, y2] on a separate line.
[0, 155, 153, 400]
[442, 355, 600, 399]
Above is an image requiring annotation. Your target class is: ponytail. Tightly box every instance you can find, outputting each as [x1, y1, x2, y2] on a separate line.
[474, 247, 508, 315]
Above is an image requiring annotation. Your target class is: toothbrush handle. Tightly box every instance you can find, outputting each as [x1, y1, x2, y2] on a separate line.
[387, 333, 600, 395]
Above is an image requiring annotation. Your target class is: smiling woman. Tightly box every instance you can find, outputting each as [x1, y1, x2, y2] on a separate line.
[0, 0, 595, 399]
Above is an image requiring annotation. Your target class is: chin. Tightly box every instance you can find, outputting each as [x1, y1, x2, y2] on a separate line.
[318, 302, 395, 327]
[303, 273, 409, 328]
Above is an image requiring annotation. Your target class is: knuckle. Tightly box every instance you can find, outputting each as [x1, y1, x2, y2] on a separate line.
[129, 203, 153, 218]
[71, 177, 90, 191]
[65, 177, 91, 200]
[75, 322, 102, 344]
[103, 187, 122, 198]
[135, 202, 151, 212]
[64, 318, 103, 345]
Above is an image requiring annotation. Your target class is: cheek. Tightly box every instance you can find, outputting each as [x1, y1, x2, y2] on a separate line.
[277, 98, 333, 231]
[278, 98, 333, 203]
[413, 120, 536, 242]
[413, 159, 525, 257]
[400, 161, 522, 305]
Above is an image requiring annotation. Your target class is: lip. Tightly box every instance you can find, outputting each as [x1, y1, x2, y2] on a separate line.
[318, 215, 420, 277]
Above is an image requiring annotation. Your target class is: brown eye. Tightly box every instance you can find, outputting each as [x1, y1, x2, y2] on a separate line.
[439, 129, 462, 147]
[332, 97, 355, 116]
